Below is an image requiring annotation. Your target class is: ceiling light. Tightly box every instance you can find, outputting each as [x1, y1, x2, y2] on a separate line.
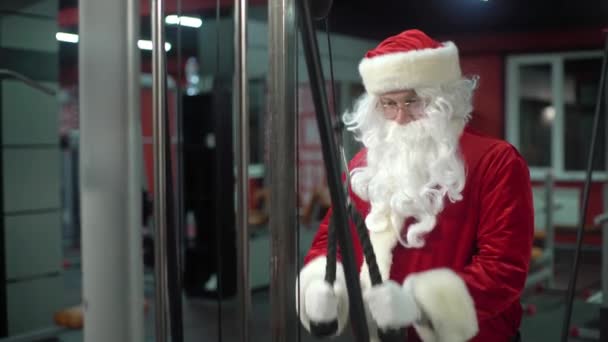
[56, 32, 79, 43]
[137, 40, 172, 51]
[541, 106, 556, 125]
[56, 33, 171, 51]
[165, 14, 202, 28]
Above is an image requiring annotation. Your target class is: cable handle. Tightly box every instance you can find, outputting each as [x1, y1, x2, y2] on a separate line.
[350, 207, 407, 342]
[311, 201, 407, 342]
[309, 215, 339, 338]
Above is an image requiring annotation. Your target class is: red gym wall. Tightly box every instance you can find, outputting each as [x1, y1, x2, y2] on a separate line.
[447, 27, 605, 243]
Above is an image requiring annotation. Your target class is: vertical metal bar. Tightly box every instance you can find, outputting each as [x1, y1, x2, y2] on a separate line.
[214, 3, 225, 341]
[268, 0, 297, 340]
[79, 0, 143, 340]
[152, 0, 169, 341]
[544, 170, 555, 288]
[126, 0, 144, 340]
[0, 61, 9, 342]
[602, 30, 608, 342]
[234, 0, 250, 341]
[175, 0, 185, 290]
[552, 58, 564, 174]
[505, 60, 520, 146]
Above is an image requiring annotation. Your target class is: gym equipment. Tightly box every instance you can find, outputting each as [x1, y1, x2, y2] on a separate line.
[559, 30, 608, 342]
[297, 0, 408, 340]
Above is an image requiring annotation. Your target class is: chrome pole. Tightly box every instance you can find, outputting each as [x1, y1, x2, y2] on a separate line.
[544, 170, 555, 288]
[152, 0, 169, 341]
[234, 0, 251, 341]
[268, 0, 297, 340]
[126, 0, 145, 339]
[79, 0, 144, 340]
[602, 30, 608, 342]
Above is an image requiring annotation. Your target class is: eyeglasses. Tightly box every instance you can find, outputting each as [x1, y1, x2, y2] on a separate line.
[378, 97, 424, 119]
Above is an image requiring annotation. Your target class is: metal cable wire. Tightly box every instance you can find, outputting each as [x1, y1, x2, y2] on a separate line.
[0, 69, 56, 96]
[295, 11, 303, 341]
[215, 2, 224, 341]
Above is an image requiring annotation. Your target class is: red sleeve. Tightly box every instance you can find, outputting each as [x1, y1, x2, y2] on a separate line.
[304, 207, 365, 269]
[458, 144, 535, 321]
[304, 149, 368, 266]
[304, 208, 334, 264]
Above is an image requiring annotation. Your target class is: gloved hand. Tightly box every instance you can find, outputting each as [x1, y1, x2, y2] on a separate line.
[364, 280, 420, 330]
[305, 279, 339, 323]
[296, 257, 349, 336]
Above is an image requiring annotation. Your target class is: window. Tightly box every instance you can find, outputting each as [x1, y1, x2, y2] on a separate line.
[564, 58, 605, 172]
[506, 51, 604, 180]
[516, 64, 553, 168]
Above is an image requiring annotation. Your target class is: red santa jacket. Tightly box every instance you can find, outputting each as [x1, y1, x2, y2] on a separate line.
[302, 128, 535, 341]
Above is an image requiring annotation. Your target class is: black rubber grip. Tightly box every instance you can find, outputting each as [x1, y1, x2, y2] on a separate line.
[378, 327, 408, 342]
[310, 320, 339, 338]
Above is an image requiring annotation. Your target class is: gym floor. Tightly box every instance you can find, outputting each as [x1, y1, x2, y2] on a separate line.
[55, 245, 602, 342]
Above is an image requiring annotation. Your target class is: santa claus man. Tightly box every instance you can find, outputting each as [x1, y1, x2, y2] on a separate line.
[296, 29, 534, 342]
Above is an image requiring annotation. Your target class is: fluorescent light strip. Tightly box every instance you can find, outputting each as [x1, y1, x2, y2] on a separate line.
[165, 15, 180, 25]
[137, 40, 172, 51]
[56, 32, 79, 43]
[165, 14, 202, 28]
[55, 33, 171, 51]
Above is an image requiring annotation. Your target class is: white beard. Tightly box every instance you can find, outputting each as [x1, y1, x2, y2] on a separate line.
[350, 115, 466, 248]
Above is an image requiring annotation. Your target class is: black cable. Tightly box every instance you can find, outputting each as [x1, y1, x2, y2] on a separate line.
[560, 32, 608, 342]
[215, 2, 224, 341]
[324, 217, 338, 285]
[322, 2, 381, 312]
[321, 13, 338, 297]
[602, 31, 608, 342]
[295, 12, 302, 342]
[315, 10, 406, 342]
[296, 0, 369, 340]
[349, 207, 382, 285]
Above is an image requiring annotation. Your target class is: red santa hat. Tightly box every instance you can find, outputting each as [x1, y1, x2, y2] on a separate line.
[358, 29, 462, 95]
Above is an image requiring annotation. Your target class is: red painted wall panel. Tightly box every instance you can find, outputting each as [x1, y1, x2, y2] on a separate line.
[451, 28, 606, 245]
[460, 54, 504, 139]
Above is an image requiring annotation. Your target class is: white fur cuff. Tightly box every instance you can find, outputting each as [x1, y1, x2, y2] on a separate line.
[404, 268, 478, 342]
[295, 256, 350, 336]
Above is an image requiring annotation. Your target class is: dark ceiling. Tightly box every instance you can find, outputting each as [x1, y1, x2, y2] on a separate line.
[54, 0, 608, 39]
[334, 0, 606, 39]
[50, 0, 608, 74]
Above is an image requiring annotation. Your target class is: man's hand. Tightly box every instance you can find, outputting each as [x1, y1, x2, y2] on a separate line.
[296, 257, 349, 337]
[364, 280, 420, 330]
[304, 279, 339, 323]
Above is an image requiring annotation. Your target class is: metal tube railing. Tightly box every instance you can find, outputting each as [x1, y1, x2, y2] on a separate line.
[268, 0, 298, 340]
[234, 0, 251, 341]
[151, 0, 169, 340]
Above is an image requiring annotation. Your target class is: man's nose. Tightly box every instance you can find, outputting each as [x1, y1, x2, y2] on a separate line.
[392, 107, 411, 125]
